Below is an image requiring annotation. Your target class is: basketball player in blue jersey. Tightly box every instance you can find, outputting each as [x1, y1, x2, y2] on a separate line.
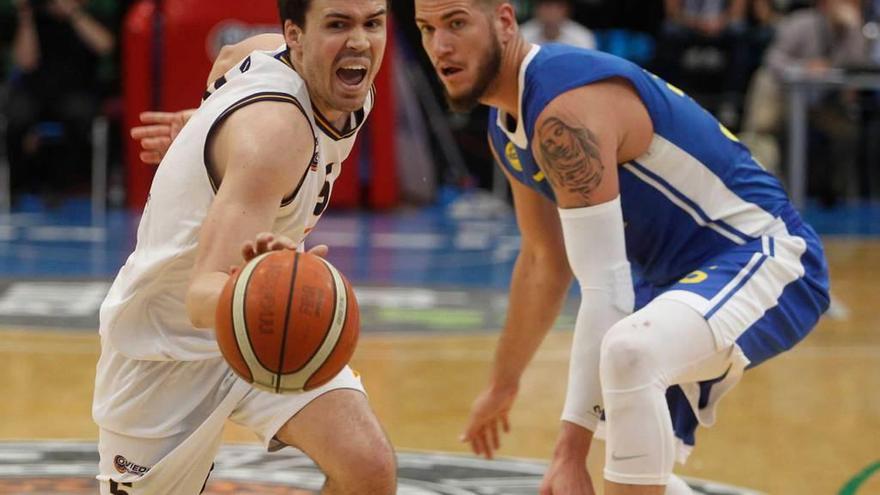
[415, 1, 830, 494]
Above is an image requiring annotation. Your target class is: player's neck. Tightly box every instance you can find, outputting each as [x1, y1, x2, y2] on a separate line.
[290, 56, 351, 131]
[479, 36, 530, 119]
[311, 96, 349, 130]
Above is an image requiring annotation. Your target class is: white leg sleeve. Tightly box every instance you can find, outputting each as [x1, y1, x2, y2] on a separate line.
[600, 299, 731, 486]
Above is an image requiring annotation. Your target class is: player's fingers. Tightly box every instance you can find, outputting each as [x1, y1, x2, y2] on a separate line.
[255, 233, 274, 253]
[274, 235, 297, 250]
[468, 431, 484, 457]
[459, 422, 475, 444]
[268, 238, 293, 252]
[501, 413, 510, 433]
[141, 137, 172, 151]
[489, 419, 500, 451]
[139, 111, 177, 125]
[241, 242, 256, 261]
[139, 151, 162, 164]
[478, 429, 493, 459]
[130, 124, 171, 140]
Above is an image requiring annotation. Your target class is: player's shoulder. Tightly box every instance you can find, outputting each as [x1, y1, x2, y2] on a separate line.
[528, 44, 622, 77]
[523, 45, 637, 109]
[222, 98, 313, 142]
[233, 45, 309, 92]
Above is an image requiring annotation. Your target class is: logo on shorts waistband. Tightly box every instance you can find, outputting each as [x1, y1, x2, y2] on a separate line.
[113, 455, 150, 477]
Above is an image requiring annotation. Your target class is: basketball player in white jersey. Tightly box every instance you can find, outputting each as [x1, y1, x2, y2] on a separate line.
[92, 1, 396, 493]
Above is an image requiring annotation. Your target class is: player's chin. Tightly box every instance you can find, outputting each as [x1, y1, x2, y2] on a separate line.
[331, 84, 369, 109]
[328, 94, 366, 114]
[330, 89, 370, 113]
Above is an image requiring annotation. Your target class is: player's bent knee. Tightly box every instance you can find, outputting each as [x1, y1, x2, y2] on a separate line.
[325, 439, 396, 494]
[600, 321, 662, 391]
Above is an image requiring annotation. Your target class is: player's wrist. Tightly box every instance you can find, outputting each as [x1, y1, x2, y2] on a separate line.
[553, 421, 593, 460]
[488, 370, 520, 393]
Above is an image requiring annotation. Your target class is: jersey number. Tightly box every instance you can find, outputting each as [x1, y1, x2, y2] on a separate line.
[109, 480, 133, 494]
[313, 163, 334, 216]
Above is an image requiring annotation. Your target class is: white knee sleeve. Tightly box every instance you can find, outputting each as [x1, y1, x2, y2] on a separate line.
[600, 321, 676, 485]
[599, 300, 721, 486]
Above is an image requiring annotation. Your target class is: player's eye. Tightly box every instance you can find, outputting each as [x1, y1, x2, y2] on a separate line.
[365, 19, 384, 30]
[327, 21, 346, 30]
[418, 24, 434, 35]
[450, 19, 465, 29]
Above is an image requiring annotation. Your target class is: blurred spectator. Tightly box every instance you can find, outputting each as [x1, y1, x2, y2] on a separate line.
[866, 0, 880, 63]
[510, 0, 536, 22]
[740, 0, 869, 205]
[4, 0, 115, 205]
[664, 0, 748, 36]
[657, 0, 750, 125]
[520, 0, 597, 49]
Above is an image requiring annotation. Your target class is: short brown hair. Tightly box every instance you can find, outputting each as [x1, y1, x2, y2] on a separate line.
[277, 0, 391, 29]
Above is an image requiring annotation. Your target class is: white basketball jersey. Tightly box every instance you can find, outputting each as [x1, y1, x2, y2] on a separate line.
[100, 45, 374, 361]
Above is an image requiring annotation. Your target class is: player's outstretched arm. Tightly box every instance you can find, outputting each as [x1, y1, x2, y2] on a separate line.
[130, 34, 285, 165]
[461, 151, 573, 460]
[185, 100, 314, 329]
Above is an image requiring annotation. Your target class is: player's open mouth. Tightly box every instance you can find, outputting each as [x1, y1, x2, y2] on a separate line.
[337, 65, 368, 88]
[440, 66, 463, 78]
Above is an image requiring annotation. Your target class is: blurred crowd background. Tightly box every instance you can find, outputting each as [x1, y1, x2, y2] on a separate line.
[0, 0, 879, 215]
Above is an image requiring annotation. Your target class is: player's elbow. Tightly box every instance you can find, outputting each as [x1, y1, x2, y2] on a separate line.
[520, 245, 573, 284]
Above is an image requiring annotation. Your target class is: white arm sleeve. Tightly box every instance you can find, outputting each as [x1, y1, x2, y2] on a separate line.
[558, 196, 634, 431]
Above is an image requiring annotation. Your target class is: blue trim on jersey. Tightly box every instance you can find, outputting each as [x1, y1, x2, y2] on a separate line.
[628, 161, 754, 244]
[667, 386, 697, 446]
[704, 254, 769, 319]
[769, 237, 775, 257]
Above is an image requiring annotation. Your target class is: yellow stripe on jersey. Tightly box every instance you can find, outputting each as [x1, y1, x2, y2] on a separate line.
[719, 123, 740, 142]
[665, 82, 685, 97]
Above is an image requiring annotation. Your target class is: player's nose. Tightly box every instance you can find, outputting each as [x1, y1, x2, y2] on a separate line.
[345, 29, 370, 52]
[429, 29, 454, 58]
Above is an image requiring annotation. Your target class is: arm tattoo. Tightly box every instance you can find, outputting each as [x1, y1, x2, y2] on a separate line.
[536, 117, 605, 202]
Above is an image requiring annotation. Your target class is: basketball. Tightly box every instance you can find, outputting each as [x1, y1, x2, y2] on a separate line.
[215, 250, 359, 393]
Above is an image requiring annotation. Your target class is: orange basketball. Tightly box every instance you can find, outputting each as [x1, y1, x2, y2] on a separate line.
[215, 250, 359, 393]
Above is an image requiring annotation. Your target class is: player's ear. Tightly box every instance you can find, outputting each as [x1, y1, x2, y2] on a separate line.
[284, 19, 304, 55]
[495, 3, 518, 43]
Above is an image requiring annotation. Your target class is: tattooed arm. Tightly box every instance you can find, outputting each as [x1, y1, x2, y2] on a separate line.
[532, 78, 652, 209]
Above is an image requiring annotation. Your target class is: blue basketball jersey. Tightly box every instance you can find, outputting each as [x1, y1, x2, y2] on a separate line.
[488, 44, 800, 286]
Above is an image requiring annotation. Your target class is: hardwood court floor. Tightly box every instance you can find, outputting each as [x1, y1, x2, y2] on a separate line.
[2, 239, 878, 494]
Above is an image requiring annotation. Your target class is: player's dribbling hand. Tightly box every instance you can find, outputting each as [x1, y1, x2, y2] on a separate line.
[241, 233, 297, 262]
[460, 383, 517, 459]
[130, 109, 196, 164]
[539, 455, 595, 495]
[239, 233, 330, 264]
